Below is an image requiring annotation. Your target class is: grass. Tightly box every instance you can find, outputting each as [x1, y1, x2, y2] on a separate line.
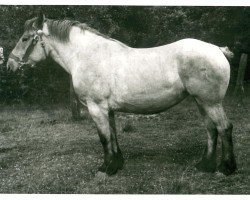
[0, 87, 249, 194]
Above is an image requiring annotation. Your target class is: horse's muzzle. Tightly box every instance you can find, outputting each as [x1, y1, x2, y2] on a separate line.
[6, 58, 20, 72]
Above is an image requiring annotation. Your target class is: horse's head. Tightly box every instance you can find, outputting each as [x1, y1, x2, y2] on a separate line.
[7, 13, 49, 71]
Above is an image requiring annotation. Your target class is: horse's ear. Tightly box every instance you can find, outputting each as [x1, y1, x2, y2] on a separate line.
[36, 12, 46, 29]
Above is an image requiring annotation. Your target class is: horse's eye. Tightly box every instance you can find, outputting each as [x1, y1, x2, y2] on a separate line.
[22, 37, 29, 42]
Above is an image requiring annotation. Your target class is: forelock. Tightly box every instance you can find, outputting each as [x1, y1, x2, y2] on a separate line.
[24, 17, 37, 31]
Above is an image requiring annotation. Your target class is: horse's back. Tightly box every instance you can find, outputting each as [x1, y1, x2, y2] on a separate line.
[108, 39, 230, 112]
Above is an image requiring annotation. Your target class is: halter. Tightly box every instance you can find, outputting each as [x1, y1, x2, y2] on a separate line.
[9, 30, 47, 68]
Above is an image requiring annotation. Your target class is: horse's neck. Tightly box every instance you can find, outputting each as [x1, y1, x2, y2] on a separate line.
[48, 29, 111, 74]
[48, 40, 77, 74]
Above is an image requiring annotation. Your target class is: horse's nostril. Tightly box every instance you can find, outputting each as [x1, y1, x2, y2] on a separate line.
[6, 60, 11, 70]
[6, 58, 19, 72]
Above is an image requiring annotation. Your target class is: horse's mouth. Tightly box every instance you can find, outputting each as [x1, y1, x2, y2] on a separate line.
[24, 60, 36, 68]
[7, 58, 36, 71]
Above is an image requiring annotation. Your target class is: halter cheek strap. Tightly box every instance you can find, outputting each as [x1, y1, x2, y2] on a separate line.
[9, 52, 20, 62]
[9, 30, 47, 67]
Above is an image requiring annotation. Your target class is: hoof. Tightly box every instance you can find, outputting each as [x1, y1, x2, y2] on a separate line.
[195, 160, 216, 173]
[98, 163, 108, 173]
[98, 152, 124, 175]
[98, 159, 119, 175]
[218, 159, 237, 176]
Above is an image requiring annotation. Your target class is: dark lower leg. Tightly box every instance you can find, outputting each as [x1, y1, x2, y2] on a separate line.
[109, 111, 124, 170]
[218, 123, 237, 175]
[195, 102, 237, 175]
[87, 101, 122, 175]
[97, 131, 117, 175]
[194, 101, 218, 173]
[97, 111, 124, 175]
[98, 150, 123, 175]
[196, 124, 218, 172]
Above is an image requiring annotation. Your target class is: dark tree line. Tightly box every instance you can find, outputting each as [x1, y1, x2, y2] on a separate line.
[0, 5, 249, 105]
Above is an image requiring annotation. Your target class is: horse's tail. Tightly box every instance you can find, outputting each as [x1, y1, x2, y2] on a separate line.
[219, 46, 234, 60]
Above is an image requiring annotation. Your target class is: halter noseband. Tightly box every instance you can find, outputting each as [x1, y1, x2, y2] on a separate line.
[9, 30, 47, 68]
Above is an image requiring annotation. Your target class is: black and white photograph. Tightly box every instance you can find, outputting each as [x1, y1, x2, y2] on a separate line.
[0, 1, 249, 196]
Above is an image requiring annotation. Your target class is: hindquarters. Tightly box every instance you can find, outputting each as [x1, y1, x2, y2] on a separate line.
[176, 39, 236, 175]
[177, 39, 230, 104]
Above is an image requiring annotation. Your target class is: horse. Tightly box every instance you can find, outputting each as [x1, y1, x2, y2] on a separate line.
[7, 14, 237, 176]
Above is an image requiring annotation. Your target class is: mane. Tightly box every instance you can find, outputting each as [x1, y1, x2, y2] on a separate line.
[24, 17, 122, 45]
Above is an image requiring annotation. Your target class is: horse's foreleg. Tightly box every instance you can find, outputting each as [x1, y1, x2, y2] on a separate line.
[70, 75, 81, 120]
[197, 102, 237, 175]
[109, 110, 124, 170]
[87, 100, 123, 175]
[195, 101, 218, 172]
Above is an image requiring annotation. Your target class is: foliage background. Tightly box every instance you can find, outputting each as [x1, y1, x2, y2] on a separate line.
[0, 6, 249, 104]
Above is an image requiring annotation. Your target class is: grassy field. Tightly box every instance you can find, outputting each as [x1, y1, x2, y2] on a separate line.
[0, 87, 249, 194]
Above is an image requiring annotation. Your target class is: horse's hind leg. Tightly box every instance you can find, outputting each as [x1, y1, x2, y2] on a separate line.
[195, 100, 237, 175]
[195, 101, 218, 172]
[87, 100, 124, 175]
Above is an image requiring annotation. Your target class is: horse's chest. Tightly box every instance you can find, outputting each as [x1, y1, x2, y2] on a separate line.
[72, 70, 110, 101]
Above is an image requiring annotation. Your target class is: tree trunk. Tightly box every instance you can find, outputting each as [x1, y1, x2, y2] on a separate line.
[234, 53, 248, 98]
[69, 75, 81, 120]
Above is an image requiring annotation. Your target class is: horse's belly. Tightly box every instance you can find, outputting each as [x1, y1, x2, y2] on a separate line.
[111, 86, 188, 114]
